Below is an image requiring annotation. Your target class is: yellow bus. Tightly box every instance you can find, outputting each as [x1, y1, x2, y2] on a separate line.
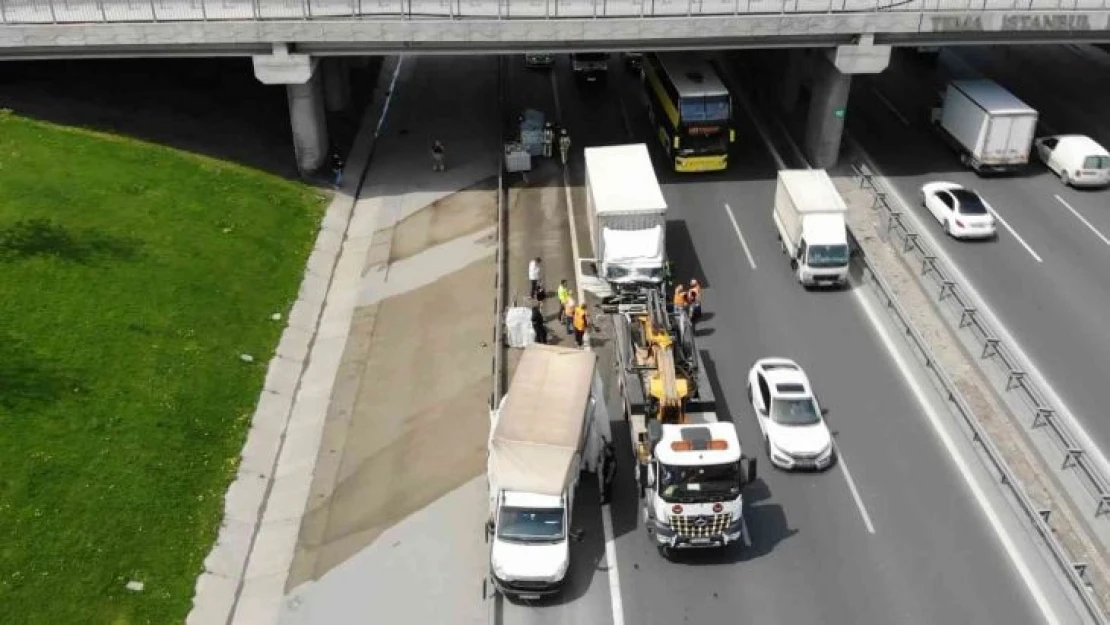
[642, 53, 736, 173]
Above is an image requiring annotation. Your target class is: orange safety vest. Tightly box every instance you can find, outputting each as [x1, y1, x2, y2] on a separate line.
[673, 287, 686, 307]
[573, 306, 588, 332]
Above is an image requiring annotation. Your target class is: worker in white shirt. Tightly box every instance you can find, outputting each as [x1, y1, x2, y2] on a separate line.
[528, 257, 544, 301]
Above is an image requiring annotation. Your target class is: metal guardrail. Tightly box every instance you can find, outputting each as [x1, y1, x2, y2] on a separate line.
[849, 162, 1108, 622]
[0, 0, 1107, 25]
[848, 229, 1108, 625]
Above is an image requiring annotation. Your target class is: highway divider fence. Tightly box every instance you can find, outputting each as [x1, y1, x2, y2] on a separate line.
[850, 162, 1108, 624]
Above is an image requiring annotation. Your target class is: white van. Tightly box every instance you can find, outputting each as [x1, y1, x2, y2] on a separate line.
[1034, 134, 1110, 188]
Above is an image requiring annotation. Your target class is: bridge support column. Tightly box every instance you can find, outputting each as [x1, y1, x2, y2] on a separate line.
[803, 37, 891, 169]
[252, 44, 329, 176]
[323, 58, 351, 113]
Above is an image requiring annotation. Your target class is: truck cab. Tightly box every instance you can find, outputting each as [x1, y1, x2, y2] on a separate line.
[642, 423, 755, 554]
[791, 216, 850, 287]
[489, 489, 574, 599]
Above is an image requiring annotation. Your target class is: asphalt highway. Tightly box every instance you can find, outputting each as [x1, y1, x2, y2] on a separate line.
[844, 46, 1110, 469]
[495, 53, 1082, 625]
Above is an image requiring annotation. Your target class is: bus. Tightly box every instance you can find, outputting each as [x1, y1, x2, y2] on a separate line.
[641, 53, 736, 173]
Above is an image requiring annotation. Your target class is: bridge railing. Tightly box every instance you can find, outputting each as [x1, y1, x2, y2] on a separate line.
[0, 0, 1106, 25]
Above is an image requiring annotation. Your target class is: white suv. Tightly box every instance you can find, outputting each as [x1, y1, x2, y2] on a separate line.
[746, 358, 835, 471]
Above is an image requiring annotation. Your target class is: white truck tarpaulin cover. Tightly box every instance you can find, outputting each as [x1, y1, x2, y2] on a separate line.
[489, 344, 597, 496]
[601, 225, 664, 264]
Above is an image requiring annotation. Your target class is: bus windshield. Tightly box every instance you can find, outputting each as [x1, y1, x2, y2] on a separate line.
[680, 95, 731, 123]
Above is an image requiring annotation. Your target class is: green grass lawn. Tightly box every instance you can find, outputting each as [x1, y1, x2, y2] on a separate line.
[0, 111, 327, 624]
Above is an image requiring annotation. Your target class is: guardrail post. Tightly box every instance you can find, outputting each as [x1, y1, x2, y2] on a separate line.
[1097, 495, 1110, 517]
[96, 0, 106, 21]
[1005, 370, 1025, 391]
[902, 232, 918, 253]
[958, 307, 976, 329]
[1033, 407, 1053, 428]
[1063, 447, 1083, 470]
[921, 255, 938, 277]
[871, 192, 886, 211]
[981, 337, 999, 358]
[49, 0, 58, 23]
[938, 280, 956, 301]
[200, 0, 208, 20]
[1074, 562, 1089, 584]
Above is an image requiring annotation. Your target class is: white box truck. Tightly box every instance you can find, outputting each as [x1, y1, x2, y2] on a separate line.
[773, 170, 850, 288]
[585, 144, 668, 289]
[930, 79, 1039, 174]
[486, 344, 605, 600]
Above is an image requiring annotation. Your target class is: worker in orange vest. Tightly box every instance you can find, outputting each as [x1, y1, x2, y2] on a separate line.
[673, 284, 686, 314]
[572, 303, 589, 348]
[686, 278, 702, 322]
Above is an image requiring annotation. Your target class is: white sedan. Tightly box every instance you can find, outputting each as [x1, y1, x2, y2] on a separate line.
[920, 182, 998, 240]
[746, 358, 835, 471]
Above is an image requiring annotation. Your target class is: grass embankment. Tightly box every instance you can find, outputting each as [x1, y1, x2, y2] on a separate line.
[0, 111, 327, 624]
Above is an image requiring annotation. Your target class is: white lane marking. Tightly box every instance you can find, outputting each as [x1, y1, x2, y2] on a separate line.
[732, 85, 787, 170]
[553, 73, 625, 625]
[871, 88, 911, 127]
[618, 95, 634, 140]
[851, 283, 1063, 625]
[986, 205, 1043, 263]
[834, 445, 876, 535]
[724, 203, 757, 270]
[1055, 194, 1110, 246]
[847, 132, 1110, 523]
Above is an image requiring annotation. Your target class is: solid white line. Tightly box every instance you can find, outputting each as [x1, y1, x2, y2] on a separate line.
[987, 206, 1043, 263]
[618, 95, 634, 140]
[847, 131, 1110, 528]
[732, 86, 787, 170]
[833, 445, 876, 534]
[724, 202, 757, 270]
[553, 73, 625, 625]
[1055, 194, 1110, 246]
[871, 88, 911, 128]
[850, 284, 1063, 625]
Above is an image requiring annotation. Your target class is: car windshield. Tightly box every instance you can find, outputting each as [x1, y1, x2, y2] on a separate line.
[1083, 155, 1110, 170]
[807, 244, 849, 268]
[497, 506, 565, 543]
[770, 397, 821, 426]
[951, 190, 989, 215]
[679, 95, 731, 123]
[658, 462, 741, 503]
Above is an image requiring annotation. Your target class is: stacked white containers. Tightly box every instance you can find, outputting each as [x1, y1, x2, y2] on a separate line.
[584, 144, 669, 285]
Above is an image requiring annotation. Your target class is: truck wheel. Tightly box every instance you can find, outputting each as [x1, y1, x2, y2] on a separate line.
[1060, 170, 1071, 186]
[944, 220, 953, 237]
[959, 152, 970, 167]
[657, 545, 672, 560]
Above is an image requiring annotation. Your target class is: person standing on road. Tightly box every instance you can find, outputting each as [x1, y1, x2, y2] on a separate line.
[563, 296, 576, 335]
[543, 122, 555, 159]
[559, 129, 572, 165]
[528, 257, 544, 301]
[673, 283, 687, 315]
[572, 303, 589, 348]
[431, 140, 446, 172]
[557, 279, 570, 323]
[598, 438, 617, 505]
[531, 303, 548, 345]
[686, 278, 702, 323]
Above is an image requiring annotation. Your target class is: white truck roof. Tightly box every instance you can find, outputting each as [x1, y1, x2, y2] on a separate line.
[950, 80, 1036, 115]
[489, 344, 597, 497]
[584, 144, 667, 216]
[802, 213, 847, 246]
[778, 169, 847, 215]
[656, 422, 742, 466]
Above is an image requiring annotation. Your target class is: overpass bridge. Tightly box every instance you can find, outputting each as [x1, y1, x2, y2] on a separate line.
[2, 0, 1107, 172]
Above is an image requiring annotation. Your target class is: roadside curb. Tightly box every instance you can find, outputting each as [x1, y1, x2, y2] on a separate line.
[186, 55, 402, 625]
